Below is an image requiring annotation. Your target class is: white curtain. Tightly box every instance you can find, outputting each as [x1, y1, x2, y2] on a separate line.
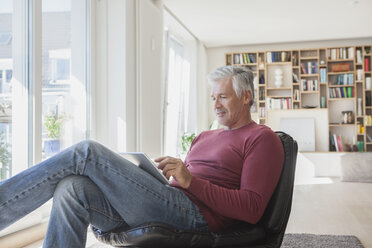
[163, 35, 191, 156]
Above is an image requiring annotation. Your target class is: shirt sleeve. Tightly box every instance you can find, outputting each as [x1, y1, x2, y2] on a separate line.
[185, 130, 284, 224]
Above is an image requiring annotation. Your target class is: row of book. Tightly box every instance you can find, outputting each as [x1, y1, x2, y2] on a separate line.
[266, 98, 292, 110]
[329, 73, 354, 85]
[293, 89, 300, 101]
[301, 79, 319, 91]
[320, 68, 327, 82]
[259, 107, 266, 118]
[233, 53, 256, 64]
[328, 87, 354, 98]
[266, 52, 290, 63]
[300, 62, 318, 74]
[327, 47, 354, 60]
[329, 133, 343, 152]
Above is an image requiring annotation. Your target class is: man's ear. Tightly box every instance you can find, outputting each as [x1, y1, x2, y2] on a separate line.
[243, 90, 252, 105]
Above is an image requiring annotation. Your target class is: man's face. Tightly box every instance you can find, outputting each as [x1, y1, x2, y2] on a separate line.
[211, 77, 251, 130]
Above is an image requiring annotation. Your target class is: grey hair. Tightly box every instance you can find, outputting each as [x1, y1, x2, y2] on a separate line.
[207, 66, 255, 106]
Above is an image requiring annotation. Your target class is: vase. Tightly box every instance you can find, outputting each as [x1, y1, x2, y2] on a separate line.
[274, 69, 283, 88]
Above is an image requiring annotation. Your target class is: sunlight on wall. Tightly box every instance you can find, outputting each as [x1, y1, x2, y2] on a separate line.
[295, 153, 334, 186]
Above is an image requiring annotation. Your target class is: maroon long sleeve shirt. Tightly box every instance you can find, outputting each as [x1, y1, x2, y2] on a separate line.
[172, 122, 284, 232]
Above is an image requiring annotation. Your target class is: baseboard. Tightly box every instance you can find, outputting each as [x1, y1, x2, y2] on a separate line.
[0, 223, 47, 248]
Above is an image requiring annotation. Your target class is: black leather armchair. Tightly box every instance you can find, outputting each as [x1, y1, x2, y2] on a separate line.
[92, 131, 298, 248]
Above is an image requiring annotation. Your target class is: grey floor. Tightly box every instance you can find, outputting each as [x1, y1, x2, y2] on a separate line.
[26, 160, 372, 248]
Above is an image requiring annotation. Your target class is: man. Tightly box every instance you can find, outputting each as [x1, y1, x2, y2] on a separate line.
[0, 66, 283, 247]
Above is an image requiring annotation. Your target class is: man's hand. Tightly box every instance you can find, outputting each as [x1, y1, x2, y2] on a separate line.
[155, 156, 192, 189]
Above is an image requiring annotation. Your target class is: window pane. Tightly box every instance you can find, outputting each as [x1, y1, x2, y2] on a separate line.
[0, 0, 13, 181]
[42, 0, 87, 159]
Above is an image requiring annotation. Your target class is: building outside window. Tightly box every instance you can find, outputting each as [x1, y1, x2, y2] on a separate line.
[0, 0, 90, 181]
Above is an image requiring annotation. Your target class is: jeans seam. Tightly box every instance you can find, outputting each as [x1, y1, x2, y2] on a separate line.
[87, 206, 124, 222]
[85, 157, 170, 204]
[0, 162, 83, 208]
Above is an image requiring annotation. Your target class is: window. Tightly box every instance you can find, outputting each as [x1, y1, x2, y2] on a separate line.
[0, 0, 13, 180]
[41, 0, 89, 159]
[49, 49, 71, 82]
[0, 0, 90, 180]
[163, 35, 191, 157]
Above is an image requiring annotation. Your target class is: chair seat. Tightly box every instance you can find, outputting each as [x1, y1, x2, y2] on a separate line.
[92, 222, 266, 247]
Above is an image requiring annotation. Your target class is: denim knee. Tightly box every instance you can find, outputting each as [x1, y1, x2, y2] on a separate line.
[74, 139, 101, 153]
[53, 175, 91, 209]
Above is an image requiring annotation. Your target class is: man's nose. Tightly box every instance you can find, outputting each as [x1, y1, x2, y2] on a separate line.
[214, 98, 221, 109]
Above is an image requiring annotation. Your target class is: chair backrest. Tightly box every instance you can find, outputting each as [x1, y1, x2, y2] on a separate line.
[258, 132, 298, 236]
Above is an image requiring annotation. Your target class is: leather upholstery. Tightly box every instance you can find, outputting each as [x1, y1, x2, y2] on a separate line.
[92, 131, 298, 248]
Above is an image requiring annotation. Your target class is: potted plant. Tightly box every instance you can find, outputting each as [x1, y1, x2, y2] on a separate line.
[0, 131, 11, 180]
[181, 132, 196, 155]
[44, 113, 65, 157]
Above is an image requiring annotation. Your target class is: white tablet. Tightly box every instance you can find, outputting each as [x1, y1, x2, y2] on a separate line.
[120, 152, 170, 185]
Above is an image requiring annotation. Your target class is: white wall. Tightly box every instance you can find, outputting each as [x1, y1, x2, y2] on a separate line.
[93, 0, 163, 157]
[136, 0, 163, 157]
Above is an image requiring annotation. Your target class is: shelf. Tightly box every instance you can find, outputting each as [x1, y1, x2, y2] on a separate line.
[328, 71, 354, 75]
[328, 59, 354, 62]
[328, 84, 354, 87]
[267, 95, 292, 98]
[300, 56, 318, 60]
[266, 62, 292, 65]
[232, 63, 258, 66]
[329, 124, 355, 127]
[267, 87, 292, 90]
[301, 91, 320, 94]
[328, 98, 355, 100]
[300, 74, 318, 77]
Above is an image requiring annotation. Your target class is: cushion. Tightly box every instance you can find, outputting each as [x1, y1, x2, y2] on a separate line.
[340, 153, 372, 182]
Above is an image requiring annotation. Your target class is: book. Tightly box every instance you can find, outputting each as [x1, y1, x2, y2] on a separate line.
[266, 52, 271, 63]
[234, 54, 240, 64]
[333, 134, 339, 151]
[329, 132, 336, 151]
[356, 49, 362, 63]
[300, 63, 307, 74]
[336, 136, 343, 152]
[365, 57, 370, 72]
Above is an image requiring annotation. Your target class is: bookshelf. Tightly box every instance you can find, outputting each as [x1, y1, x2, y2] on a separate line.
[225, 45, 372, 152]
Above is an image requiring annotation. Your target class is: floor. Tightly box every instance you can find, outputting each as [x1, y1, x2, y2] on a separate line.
[24, 162, 372, 248]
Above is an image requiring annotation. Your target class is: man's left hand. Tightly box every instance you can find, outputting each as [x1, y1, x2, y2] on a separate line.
[155, 156, 192, 189]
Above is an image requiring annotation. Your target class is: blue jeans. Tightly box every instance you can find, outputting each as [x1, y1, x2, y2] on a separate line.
[0, 140, 208, 247]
